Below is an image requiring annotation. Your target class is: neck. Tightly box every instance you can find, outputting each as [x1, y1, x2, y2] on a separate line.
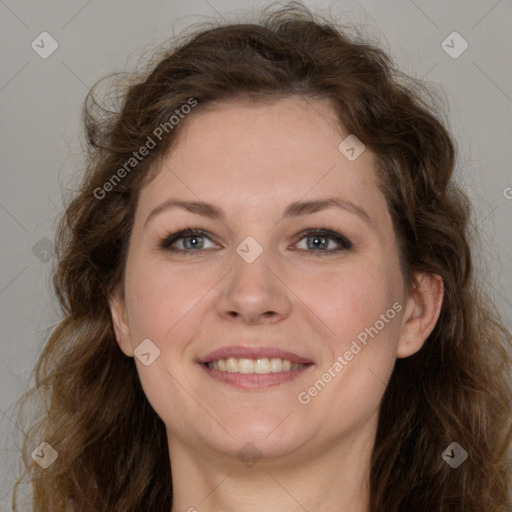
[168, 423, 375, 512]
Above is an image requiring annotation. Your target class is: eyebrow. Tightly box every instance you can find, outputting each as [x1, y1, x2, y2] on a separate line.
[143, 196, 374, 229]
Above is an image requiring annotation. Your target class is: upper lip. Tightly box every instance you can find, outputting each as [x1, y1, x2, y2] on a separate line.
[198, 345, 314, 364]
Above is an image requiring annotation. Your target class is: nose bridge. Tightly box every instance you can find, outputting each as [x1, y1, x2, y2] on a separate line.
[234, 235, 272, 289]
[216, 233, 292, 323]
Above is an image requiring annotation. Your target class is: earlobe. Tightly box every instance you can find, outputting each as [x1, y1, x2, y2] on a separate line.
[396, 272, 444, 359]
[108, 287, 134, 357]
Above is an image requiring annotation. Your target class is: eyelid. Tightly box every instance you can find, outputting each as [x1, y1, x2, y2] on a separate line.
[292, 227, 353, 252]
[159, 226, 218, 251]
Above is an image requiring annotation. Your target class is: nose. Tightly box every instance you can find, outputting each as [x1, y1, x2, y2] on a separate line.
[215, 245, 293, 325]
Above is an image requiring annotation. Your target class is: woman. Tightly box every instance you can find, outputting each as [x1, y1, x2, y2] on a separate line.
[14, 2, 512, 511]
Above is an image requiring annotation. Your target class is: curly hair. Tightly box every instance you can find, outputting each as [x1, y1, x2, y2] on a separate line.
[13, 2, 512, 511]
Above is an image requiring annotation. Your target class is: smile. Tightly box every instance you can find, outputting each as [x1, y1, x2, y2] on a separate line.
[198, 345, 314, 389]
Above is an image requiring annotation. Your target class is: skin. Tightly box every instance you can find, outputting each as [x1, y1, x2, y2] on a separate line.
[109, 95, 444, 512]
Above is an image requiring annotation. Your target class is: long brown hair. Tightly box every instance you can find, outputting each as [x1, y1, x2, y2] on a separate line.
[13, 2, 512, 510]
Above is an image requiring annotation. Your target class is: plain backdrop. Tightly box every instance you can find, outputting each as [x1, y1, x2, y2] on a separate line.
[1, 0, 511, 508]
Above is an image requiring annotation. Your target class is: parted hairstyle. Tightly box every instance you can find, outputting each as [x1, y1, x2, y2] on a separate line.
[13, 2, 512, 511]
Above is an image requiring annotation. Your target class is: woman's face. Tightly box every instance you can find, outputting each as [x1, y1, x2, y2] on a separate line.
[110, 95, 436, 464]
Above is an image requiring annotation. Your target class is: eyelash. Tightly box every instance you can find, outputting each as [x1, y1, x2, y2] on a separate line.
[158, 225, 353, 257]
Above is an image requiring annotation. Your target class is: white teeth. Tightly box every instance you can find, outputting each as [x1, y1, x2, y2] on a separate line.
[206, 357, 305, 373]
[238, 358, 254, 374]
[226, 357, 238, 372]
[270, 357, 282, 372]
[255, 357, 270, 374]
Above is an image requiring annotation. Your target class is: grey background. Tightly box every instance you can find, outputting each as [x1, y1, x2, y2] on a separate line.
[1, 0, 511, 508]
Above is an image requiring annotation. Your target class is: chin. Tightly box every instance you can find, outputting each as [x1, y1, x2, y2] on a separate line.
[211, 418, 308, 457]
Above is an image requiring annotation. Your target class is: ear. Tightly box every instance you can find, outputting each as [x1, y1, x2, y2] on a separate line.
[108, 286, 134, 357]
[397, 272, 444, 359]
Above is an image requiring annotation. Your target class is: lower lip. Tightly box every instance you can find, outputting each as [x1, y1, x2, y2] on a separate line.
[200, 363, 313, 389]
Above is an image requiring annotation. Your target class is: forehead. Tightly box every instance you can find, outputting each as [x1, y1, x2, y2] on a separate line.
[136, 96, 387, 227]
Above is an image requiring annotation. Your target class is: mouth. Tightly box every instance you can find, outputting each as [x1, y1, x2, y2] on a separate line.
[198, 346, 314, 389]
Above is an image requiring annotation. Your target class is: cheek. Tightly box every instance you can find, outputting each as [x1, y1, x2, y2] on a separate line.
[123, 256, 191, 345]
[297, 263, 401, 427]
[122, 259, 212, 426]
[296, 260, 400, 346]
